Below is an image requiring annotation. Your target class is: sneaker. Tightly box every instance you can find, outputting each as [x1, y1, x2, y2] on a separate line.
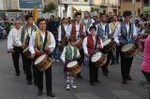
[66, 84, 70, 90]
[70, 83, 77, 89]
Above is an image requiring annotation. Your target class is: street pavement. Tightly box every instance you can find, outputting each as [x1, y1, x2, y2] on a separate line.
[0, 39, 148, 99]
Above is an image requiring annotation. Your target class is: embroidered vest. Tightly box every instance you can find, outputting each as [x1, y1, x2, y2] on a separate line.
[120, 22, 134, 43]
[97, 23, 110, 40]
[87, 34, 101, 55]
[71, 22, 84, 37]
[21, 25, 37, 46]
[110, 22, 120, 33]
[65, 45, 77, 60]
[35, 30, 51, 51]
[81, 18, 92, 30]
[61, 23, 66, 40]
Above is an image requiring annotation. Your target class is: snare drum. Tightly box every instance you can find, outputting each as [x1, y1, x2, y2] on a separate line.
[91, 52, 107, 67]
[67, 61, 81, 75]
[34, 54, 52, 71]
[103, 39, 115, 52]
[121, 43, 138, 57]
[23, 47, 31, 58]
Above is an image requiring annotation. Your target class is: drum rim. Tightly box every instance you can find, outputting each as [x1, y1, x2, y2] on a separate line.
[91, 52, 102, 62]
[23, 47, 29, 53]
[121, 43, 134, 52]
[125, 48, 138, 57]
[103, 39, 112, 46]
[67, 61, 78, 68]
[34, 54, 47, 65]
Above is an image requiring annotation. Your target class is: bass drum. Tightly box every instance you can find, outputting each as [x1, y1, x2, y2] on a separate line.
[34, 54, 52, 71]
[91, 52, 107, 67]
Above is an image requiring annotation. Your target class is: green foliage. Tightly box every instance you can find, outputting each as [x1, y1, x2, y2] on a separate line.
[91, 7, 99, 12]
[43, 2, 56, 13]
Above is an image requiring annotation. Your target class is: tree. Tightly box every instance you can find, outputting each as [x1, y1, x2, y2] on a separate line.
[43, 2, 56, 13]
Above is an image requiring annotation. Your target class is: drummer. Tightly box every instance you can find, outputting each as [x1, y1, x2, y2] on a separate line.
[29, 18, 56, 97]
[21, 14, 37, 85]
[83, 25, 103, 86]
[60, 36, 80, 90]
[113, 11, 137, 84]
[97, 13, 113, 77]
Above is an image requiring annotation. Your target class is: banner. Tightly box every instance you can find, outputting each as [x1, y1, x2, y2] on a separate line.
[19, 0, 43, 10]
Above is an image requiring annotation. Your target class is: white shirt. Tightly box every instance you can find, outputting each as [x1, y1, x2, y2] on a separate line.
[83, 36, 103, 54]
[7, 26, 23, 50]
[58, 24, 70, 41]
[60, 45, 80, 62]
[113, 23, 137, 44]
[29, 31, 56, 54]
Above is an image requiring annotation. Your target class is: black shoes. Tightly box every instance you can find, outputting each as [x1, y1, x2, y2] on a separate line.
[27, 81, 32, 85]
[37, 90, 43, 96]
[122, 79, 127, 84]
[47, 92, 55, 97]
[95, 80, 101, 83]
[15, 72, 20, 76]
[127, 76, 133, 81]
[90, 82, 95, 86]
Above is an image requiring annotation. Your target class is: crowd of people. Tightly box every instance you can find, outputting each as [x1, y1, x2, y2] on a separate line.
[5, 10, 150, 97]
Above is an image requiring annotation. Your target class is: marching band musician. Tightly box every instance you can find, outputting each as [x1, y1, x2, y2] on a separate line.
[70, 12, 86, 78]
[109, 15, 120, 64]
[97, 13, 112, 77]
[29, 18, 56, 97]
[58, 17, 71, 51]
[83, 25, 103, 86]
[21, 14, 37, 85]
[81, 11, 95, 35]
[7, 19, 23, 76]
[113, 11, 137, 84]
[60, 36, 80, 90]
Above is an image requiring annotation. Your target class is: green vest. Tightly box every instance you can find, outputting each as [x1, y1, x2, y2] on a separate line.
[65, 45, 77, 60]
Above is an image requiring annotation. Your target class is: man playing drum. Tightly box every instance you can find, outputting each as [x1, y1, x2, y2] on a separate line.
[70, 12, 86, 78]
[60, 36, 80, 90]
[113, 11, 137, 84]
[21, 14, 38, 85]
[29, 18, 56, 97]
[97, 13, 113, 77]
[83, 25, 103, 86]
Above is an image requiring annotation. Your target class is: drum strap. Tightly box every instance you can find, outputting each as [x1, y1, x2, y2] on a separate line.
[42, 30, 47, 51]
[94, 36, 99, 50]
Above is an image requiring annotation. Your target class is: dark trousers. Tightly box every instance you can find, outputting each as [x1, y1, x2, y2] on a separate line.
[89, 56, 99, 83]
[120, 51, 133, 80]
[12, 46, 24, 74]
[101, 51, 112, 74]
[76, 48, 84, 76]
[116, 45, 120, 63]
[142, 71, 150, 83]
[23, 56, 33, 82]
[36, 66, 52, 93]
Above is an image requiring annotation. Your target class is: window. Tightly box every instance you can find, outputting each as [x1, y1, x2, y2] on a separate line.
[84, 0, 88, 2]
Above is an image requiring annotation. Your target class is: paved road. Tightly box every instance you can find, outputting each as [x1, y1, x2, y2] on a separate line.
[0, 39, 148, 99]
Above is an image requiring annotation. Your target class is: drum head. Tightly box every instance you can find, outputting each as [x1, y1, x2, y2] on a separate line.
[121, 43, 133, 52]
[23, 47, 29, 53]
[67, 61, 78, 68]
[91, 52, 102, 62]
[103, 39, 111, 46]
[34, 54, 46, 65]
